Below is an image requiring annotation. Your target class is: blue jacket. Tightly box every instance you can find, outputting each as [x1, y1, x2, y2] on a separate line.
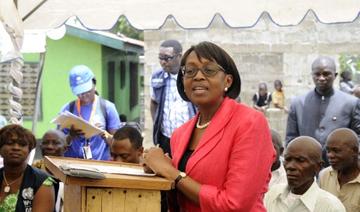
[151, 69, 196, 144]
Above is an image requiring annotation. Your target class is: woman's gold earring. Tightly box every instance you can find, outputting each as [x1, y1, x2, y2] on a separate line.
[224, 87, 228, 92]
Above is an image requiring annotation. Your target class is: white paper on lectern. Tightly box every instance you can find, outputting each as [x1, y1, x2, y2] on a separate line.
[62, 163, 156, 177]
[51, 111, 104, 138]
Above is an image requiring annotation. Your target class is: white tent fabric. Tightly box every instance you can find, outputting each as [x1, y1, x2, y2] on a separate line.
[18, 0, 360, 30]
[0, 0, 24, 58]
[21, 31, 47, 53]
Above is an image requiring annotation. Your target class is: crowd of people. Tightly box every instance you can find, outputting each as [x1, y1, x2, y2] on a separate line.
[0, 39, 359, 212]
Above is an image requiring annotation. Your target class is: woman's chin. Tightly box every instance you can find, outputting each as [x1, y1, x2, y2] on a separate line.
[189, 97, 208, 106]
[4, 159, 26, 166]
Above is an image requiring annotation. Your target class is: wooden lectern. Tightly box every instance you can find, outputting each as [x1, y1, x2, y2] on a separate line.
[44, 156, 173, 212]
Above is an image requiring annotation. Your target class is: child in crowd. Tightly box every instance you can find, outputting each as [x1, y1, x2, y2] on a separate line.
[110, 125, 143, 163]
[271, 80, 288, 112]
[252, 82, 272, 112]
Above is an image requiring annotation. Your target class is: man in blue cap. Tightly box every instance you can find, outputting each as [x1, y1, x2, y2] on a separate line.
[59, 65, 121, 160]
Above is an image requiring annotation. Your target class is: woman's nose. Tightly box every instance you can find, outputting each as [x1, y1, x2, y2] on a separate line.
[11, 143, 21, 149]
[193, 69, 205, 80]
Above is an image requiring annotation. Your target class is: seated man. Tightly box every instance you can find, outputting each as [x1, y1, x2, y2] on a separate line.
[33, 129, 66, 170]
[110, 125, 143, 163]
[32, 129, 66, 212]
[268, 129, 287, 188]
[320, 128, 360, 212]
[265, 136, 345, 212]
[252, 82, 272, 112]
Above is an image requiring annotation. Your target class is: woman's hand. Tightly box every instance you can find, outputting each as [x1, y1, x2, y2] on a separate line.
[143, 147, 178, 180]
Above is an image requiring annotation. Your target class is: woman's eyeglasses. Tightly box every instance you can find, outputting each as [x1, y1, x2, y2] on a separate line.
[158, 55, 178, 62]
[181, 63, 226, 78]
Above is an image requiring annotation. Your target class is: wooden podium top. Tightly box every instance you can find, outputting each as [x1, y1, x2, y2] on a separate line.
[44, 156, 173, 191]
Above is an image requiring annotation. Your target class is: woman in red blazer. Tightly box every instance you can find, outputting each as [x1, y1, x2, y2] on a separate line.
[144, 41, 275, 211]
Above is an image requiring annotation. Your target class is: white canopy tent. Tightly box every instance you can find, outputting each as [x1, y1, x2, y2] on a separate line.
[16, 0, 360, 30]
[0, 0, 360, 164]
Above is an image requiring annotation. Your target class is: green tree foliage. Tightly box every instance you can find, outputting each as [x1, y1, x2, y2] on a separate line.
[339, 54, 360, 74]
[113, 16, 144, 40]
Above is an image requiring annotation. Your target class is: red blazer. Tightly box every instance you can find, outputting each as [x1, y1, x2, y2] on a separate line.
[171, 97, 275, 212]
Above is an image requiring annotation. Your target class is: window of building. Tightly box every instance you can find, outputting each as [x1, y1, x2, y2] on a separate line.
[107, 61, 115, 103]
[120, 61, 126, 89]
[129, 62, 138, 109]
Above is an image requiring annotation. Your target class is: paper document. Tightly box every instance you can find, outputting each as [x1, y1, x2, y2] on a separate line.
[61, 163, 156, 177]
[60, 164, 106, 179]
[51, 111, 104, 138]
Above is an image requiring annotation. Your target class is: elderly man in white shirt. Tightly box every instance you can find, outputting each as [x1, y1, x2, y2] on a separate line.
[265, 136, 345, 212]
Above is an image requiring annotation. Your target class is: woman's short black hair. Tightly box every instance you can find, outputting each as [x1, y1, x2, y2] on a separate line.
[0, 124, 36, 151]
[177, 41, 241, 101]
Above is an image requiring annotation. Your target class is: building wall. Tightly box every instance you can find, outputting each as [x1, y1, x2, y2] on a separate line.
[23, 35, 102, 138]
[143, 13, 360, 147]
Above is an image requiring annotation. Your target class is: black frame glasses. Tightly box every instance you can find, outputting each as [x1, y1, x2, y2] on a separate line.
[158, 54, 178, 62]
[181, 63, 226, 78]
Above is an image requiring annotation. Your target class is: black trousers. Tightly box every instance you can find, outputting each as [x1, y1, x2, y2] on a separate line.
[158, 132, 171, 156]
[158, 132, 171, 212]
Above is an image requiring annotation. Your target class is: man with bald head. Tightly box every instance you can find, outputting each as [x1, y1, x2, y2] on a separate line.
[265, 136, 345, 212]
[33, 129, 67, 170]
[286, 56, 360, 163]
[32, 129, 67, 211]
[319, 128, 360, 212]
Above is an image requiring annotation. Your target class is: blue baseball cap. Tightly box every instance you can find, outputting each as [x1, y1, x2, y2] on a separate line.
[69, 65, 95, 96]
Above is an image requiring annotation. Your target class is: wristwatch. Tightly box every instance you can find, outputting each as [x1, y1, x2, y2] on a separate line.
[174, 171, 187, 186]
